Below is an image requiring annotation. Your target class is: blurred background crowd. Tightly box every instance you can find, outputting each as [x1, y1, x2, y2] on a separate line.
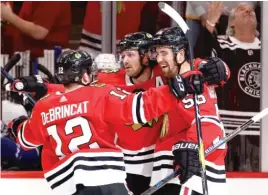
[0, 1, 262, 172]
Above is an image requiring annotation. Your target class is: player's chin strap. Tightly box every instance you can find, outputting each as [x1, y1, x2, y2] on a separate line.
[176, 58, 187, 70]
[132, 55, 158, 80]
[173, 48, 187, 73]
[131, 53, 152, 81]
[132, 63, 147, 79]
[174, 57, 187, 75]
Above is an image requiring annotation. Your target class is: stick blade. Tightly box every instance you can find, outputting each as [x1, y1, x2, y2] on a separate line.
[158, 2, 165, 9]
[158, 2, 189, 34]
[252, 107, 268, 122]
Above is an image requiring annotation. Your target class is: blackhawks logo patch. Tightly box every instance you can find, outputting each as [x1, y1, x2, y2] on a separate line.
[238, 62, 261, 98]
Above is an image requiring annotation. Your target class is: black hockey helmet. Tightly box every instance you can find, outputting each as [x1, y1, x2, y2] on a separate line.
[118, 32, 157, 78]
[118, 31, 154, 57]
[153, 26, 189, 58]
[55, 50, 97, 85]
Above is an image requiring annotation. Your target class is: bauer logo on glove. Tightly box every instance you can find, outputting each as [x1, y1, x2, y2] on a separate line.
[172, 142, 199, 151]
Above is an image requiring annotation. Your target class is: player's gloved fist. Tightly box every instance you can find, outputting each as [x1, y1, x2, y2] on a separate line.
[168, 74, 187, 100]
[199, 57, 230, 86]
[168, 71, 204, 100]
[6, 75, 48, 100]
[8, 115, 28, 140]
[172, 141, 201, 184]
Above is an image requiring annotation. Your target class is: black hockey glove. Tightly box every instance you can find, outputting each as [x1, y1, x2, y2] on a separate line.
[5, 75, 48, 100]
[8, 115, 28, 140]
[172, 141, 201, 184]
[168, 71, 204, 100]
[199, 57, 230, 86]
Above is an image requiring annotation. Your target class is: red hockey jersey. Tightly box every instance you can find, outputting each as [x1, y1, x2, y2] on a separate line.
[16, 83, 178, 195]
[98, 65, 166, 87]
[97, 66, 167, 177]
[46, 83, 64, 94]
[150, 59, 227, 195]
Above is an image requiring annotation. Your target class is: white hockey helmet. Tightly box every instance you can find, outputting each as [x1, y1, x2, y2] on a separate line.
[94, 53, 120, 70]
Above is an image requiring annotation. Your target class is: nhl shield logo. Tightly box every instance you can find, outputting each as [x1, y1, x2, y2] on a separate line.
[238, 62, 261, 98]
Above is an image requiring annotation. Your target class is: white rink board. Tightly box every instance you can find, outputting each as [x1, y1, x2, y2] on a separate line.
[1, 177, 268, 195]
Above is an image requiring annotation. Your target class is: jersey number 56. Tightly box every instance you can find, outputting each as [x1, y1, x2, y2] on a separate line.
[182, 94, 206, 109]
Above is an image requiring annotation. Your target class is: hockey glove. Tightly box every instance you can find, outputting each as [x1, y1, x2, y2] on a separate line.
[5, 75, 48, 100]
[172, 141, 201, 184]
[168, 71, 204, 100]
[8, 115, 28, 140]
[199, 57, 230, 86]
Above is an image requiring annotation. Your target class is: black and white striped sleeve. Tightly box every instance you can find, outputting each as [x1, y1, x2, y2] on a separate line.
[131, 93, 147, 124]
[105, 85, 178, 125]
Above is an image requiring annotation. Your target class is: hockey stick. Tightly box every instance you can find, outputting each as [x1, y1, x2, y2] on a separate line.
[158, 2, 209, 194]
[141, 107, 268, 195]
[1, 54, 36, 106]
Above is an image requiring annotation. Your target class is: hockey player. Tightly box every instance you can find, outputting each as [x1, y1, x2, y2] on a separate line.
[149, 26, 228, 195]
[97, 31, 230, 195]
[97, 32, 167, 194]
[8, 49, 204, 195]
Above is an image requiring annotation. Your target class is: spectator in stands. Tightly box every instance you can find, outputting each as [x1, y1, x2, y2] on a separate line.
[1, 1, 15, 55]
[185, 1, 207, 48]
[202, 2, 261, 171]
[1, 1, 71, 59]
[186, 1, 257, 48]
[79, 1, 145, 57]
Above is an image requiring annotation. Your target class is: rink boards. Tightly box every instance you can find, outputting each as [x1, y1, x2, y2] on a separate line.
[1, 171, 268, 195]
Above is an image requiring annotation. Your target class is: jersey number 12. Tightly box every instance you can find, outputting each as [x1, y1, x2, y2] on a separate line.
[47, 116, 99, 158]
